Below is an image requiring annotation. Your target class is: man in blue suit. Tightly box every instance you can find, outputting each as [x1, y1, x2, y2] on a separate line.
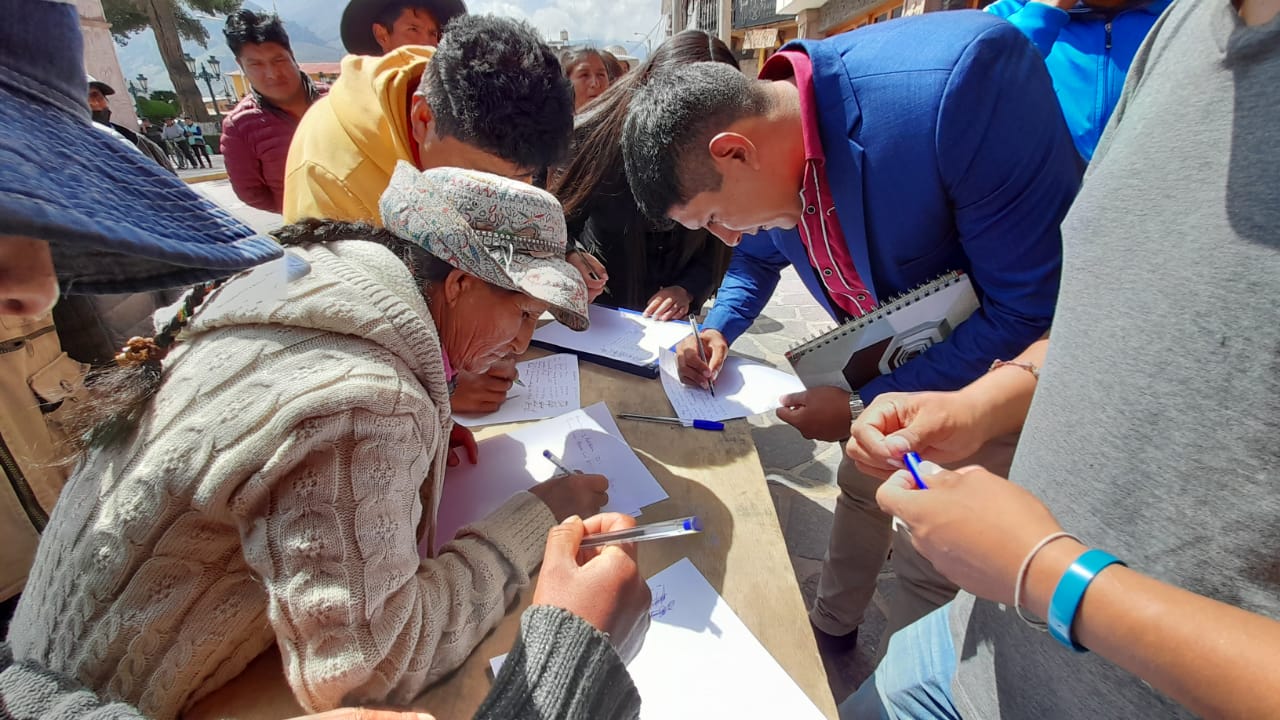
[622, 11, 1081, 656]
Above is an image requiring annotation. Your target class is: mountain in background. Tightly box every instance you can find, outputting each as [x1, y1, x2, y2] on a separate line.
[114, 1, 344, 94]
[114, 0, 644, 93]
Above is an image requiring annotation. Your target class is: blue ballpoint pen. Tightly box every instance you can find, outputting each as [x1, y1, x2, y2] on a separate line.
[903, 451, 929, 490]
[617, 413, 725, 431]
[542, 449, 581, 477]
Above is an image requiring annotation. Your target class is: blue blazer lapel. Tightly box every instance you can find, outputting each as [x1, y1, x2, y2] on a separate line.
[790, 39, 880, 303]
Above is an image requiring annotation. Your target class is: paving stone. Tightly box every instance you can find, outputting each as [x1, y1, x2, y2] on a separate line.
[790, 555, 824, 608]
[748, 330, 805, 357]
[798, 304, 838, 324]
[779, 490, 835, 561]
[751, 422, 820, 472]
[798, 443, 844, 487]
[743, 315, 785, 335]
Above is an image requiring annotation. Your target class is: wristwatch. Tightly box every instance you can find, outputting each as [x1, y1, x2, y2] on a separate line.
[848, 391, 865, 421]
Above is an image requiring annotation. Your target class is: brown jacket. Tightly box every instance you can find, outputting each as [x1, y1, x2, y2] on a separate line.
[0, 313, 86, 600]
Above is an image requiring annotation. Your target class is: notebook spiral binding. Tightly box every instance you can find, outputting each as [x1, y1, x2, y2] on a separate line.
[786, 271, 967, 360]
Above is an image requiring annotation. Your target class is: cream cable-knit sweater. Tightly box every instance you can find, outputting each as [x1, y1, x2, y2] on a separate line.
[7, 240, 557, 719]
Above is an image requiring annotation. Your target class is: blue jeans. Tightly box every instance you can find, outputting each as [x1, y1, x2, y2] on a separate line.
[839, 604, 961, 720]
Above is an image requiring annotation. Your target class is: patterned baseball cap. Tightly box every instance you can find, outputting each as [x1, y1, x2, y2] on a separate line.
[380, 162, 589, 331]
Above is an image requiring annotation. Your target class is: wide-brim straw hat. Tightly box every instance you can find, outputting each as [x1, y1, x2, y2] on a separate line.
[340, 0, 467, 55]
[380, 163, 589, 331]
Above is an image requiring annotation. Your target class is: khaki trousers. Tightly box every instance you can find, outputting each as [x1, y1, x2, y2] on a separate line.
[809, 433, 1019, 655]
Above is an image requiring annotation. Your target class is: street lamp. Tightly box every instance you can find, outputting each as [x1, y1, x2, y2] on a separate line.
[184, 53, 224, 125]
[136, 73, 148, 95]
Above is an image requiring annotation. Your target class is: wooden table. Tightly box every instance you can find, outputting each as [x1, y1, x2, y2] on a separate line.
[187, 349, 836, 719]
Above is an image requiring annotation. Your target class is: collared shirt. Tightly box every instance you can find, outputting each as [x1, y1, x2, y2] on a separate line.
[760, 50, 877, 319]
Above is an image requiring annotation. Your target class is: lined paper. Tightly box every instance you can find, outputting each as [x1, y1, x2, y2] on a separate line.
[454, 354, 580, 427]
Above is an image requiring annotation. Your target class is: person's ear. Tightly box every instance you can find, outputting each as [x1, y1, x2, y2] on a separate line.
[410, 95, 435, 155]
[372, 22, 393, 53]
[442, 268, 469, 306]
[707, 132, 759, 174]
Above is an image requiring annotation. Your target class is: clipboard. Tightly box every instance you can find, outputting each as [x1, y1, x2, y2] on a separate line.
[786, 272, 980, 391]
[531, 304, 691, 379]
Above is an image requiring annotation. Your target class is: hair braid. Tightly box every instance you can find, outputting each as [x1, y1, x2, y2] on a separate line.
[65, 278, 226, 452]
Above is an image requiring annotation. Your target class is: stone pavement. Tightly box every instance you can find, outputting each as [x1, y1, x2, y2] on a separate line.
[175, 152, 228, 184]
[709, 267, 893, 706]
[188, 175, 284, 234]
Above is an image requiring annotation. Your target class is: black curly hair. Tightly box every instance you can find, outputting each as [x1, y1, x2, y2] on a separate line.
[417, 14, 574, 172]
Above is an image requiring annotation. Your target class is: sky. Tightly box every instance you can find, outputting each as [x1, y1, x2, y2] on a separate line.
[118, 0, 666, 92]
[468, 0, 666, 54]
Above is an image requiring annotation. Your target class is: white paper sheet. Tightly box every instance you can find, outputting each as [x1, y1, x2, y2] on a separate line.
[453, 354, 581, 427]
[430, 403, 668, 554]
[490, 558, 826, 719]
[658, 348, 807, 421]
[532, 305, 692, 366]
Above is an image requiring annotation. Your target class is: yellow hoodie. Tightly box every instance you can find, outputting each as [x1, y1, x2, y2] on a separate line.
[282, 47, 432, 225]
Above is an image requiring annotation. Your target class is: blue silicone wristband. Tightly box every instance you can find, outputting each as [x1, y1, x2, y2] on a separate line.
[1047, 548, 1126, 652]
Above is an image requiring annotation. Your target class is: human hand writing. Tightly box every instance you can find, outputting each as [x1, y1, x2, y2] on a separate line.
[567, 251, 609, 302]
[776, 386, 854, 441]
[446, 423, 478, 467]
[847, 391, 991, 479]
[528, 473, 609, 521]
[451, 358, 518, 414]
[877, 464, 1070, 607]
[674, 328, 727, 390]
[643, 286, 693, 322]
[533, 514, 651, 662]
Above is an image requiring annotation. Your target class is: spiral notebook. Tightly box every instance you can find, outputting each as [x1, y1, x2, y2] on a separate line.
[786, 272, 979, 391]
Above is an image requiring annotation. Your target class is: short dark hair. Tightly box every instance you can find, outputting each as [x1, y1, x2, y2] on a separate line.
[223, 9, 292, 59]
[417, 14, 574, 172]
[622, 62, 765, 220]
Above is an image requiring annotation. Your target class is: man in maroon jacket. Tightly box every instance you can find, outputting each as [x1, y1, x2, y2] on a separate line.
[220, 10, 327, 213]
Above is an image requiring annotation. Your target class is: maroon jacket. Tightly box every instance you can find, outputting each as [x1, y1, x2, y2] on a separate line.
[220, 79, 327, 213]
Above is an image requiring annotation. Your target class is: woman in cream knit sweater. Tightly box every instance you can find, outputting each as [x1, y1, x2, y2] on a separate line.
[8, 165, 612, 718]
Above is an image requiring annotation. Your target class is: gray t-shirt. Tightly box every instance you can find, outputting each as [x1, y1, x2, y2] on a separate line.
[950, 1, 1280, 717]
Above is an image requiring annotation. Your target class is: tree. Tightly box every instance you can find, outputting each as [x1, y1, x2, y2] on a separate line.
[135, 96, 180, 121]
[103, 0, 241, 122]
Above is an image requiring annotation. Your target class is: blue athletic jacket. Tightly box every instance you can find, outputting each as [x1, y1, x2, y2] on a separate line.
[986, 0, 1170, 160]
[703, 11, 1082, 403]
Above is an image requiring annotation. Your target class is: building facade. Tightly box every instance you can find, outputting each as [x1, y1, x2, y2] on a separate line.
[76, 0, 140, 129]
[664, 0, 989, 72]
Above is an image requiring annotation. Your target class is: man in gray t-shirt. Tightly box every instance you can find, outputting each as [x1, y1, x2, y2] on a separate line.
[840, 0, 1280, 717]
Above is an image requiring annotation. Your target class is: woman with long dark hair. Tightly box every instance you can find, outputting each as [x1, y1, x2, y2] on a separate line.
[559, 47, 611, 112]
[550, 31, 738, 321]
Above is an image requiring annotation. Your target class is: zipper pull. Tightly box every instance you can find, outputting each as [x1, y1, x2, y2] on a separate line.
[1105, 21, 1113, 50]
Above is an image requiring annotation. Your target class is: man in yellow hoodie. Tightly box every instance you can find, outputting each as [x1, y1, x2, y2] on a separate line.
[284, 14, 597, 416]
[284, 14, 572, 225]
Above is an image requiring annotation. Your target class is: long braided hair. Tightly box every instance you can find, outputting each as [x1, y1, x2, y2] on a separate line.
[62, 219, 452, 453]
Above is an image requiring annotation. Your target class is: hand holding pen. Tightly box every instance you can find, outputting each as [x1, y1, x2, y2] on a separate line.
[529, 450, 608, 520]
[689, 317, 716, 397]
[534, 513, 651, 663]
[679, 321, 726, 394]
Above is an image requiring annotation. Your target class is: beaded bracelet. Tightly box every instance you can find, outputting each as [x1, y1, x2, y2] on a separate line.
[1013, 531, 1083, 631]
[989, 359, 1040, 379]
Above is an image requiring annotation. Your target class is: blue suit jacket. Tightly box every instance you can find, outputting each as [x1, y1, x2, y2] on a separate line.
[704, 11, 1082, 402]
